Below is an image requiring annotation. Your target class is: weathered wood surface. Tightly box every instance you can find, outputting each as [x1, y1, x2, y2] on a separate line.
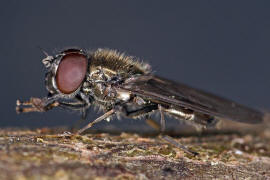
[0, 117, 269, 180]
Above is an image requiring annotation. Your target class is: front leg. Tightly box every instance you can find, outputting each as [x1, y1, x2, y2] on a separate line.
[16, 95, 89, 113]
[16, 96, 60, 113]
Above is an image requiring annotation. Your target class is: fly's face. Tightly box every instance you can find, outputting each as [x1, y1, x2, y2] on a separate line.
[43, 49, 89, 99]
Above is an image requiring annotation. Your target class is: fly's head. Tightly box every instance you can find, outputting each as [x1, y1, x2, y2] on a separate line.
[42, 48, 89, 99]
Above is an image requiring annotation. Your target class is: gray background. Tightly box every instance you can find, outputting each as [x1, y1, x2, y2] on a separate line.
[1, 1, 269, 131]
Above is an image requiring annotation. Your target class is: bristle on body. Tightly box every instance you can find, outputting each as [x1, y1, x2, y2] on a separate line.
[89, 49, 151, 76]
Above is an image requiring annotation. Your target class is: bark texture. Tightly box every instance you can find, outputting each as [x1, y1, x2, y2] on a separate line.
[0, 116, 269, 180]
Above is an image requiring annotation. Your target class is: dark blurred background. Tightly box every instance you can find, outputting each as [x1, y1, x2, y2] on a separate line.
[1, 1, 269, 132]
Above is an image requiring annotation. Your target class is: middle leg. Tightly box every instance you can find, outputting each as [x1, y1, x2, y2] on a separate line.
[148, 105, 198, 156]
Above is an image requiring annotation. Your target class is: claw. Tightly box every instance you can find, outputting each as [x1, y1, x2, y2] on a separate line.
[16, 97, 60, 114]
[16, 97, 46, 113]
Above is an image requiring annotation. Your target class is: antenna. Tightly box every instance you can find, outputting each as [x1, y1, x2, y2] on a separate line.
[36, 46, 50, 57]
[36, 46, 53, 68]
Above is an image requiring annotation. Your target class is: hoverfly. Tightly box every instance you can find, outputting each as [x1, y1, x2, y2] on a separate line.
[16, 48, 263, 155]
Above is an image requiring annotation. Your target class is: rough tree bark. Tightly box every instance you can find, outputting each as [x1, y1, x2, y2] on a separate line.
[0, 115, 269, 180]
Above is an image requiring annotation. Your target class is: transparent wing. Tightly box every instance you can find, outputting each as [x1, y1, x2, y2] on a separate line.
[121, 75, 263, 124]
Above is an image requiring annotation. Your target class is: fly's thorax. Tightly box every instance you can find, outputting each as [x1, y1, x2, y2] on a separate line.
[89, 48, 151, 76]
[81, 48, 151, 103]
[83, 66, 120, 103]
[83, 64, 145, 106]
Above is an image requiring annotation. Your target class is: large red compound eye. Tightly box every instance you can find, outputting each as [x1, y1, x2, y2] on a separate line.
[56, 53, 88, 94]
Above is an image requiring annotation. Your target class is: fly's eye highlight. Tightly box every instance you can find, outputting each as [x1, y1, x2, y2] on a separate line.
[56, 53, 88, 94]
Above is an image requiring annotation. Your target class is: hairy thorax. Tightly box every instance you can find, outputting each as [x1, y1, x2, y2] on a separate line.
[82, 49, 151, 108]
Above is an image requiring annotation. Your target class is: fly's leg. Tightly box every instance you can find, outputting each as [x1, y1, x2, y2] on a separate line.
[123, 104, 198, 155]
[76, 104, 158, 134]
[161, 134, 198, 156]
[16, 96, 92, 133]
[77, 109, 116, 134]
[58, 101, 88, 110]
[60, 92, 92, 126]
[16, 96, 94, 135]
[158, 104, 165, 133]
[146, 118, 198, 156]
[16, 96, 89, 113]
[55, 100, 92, 131]
[71, 108, 91, 131]
[147, 105, 198, 156]
[16, 97, 60, 113]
